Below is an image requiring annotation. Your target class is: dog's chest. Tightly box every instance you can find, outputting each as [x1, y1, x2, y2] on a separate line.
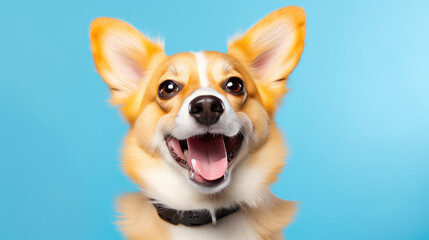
[167, 211, 258, 240]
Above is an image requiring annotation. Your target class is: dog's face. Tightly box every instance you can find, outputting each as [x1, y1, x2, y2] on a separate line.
[90, 7, 305, 197]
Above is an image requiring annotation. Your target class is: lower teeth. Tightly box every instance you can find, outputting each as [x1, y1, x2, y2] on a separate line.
[187, 168, 229, 182]
[188, 169, 195, 179]
[224, 170, 229, 179]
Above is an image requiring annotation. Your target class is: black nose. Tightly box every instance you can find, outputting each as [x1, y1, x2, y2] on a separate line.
[189, 95, 224, 126]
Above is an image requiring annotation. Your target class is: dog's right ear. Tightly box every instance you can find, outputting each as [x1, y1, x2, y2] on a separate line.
[90, 17, 165, 105]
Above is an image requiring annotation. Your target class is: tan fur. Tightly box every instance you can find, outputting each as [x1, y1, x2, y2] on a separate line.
[117, 193, 170, 240]
[244, 194, 296, 240]
[90, 6, 306, 240]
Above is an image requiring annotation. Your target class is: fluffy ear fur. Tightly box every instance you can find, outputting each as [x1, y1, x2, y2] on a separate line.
[227, 6, 305, 114]
[90, 17, 165, 105]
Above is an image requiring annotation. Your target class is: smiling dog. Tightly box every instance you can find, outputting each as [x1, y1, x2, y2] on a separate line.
[90, 6, 305, 240]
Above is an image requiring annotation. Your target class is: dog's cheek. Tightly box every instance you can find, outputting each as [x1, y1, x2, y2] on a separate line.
[241, 98, 270, 146]
[133, 103, 166, 151]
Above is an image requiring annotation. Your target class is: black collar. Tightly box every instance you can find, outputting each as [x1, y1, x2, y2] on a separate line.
[152, 202, 239, 227]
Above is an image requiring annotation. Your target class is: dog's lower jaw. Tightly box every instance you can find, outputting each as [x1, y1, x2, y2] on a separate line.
[186, 172, 232, 194]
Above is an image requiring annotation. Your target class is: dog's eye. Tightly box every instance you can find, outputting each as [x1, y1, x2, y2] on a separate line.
[223, 77, 245, 95]
[158, 80, 180, 99]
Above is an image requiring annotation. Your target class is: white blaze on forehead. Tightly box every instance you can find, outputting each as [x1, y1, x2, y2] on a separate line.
[192, 51, 210, 87]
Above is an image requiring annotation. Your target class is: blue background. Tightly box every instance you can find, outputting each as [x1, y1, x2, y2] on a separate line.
[1, 0, 428, 239]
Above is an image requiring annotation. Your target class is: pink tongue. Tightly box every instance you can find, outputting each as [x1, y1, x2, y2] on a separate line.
[187, 135, 227, 181]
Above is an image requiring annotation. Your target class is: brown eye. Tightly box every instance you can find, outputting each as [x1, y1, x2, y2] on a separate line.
[224, 77, 244, 95]
[158, 80, 180, 99]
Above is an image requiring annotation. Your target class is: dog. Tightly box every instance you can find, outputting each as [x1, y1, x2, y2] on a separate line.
[90, 6, 305, 239]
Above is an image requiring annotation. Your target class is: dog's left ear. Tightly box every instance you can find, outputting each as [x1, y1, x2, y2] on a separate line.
[90, 17, 165, 106]
[227, 6, 305, 114]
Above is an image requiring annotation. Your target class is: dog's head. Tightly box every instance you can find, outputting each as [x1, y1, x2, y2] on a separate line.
[90, 7, 304, 206]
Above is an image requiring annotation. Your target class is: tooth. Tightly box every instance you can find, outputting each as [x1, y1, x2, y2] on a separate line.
[184, 150, 189, 158]
[188, 169, 195, 179]
[191, 159, 202, 175]
[191, 159, 197, 172]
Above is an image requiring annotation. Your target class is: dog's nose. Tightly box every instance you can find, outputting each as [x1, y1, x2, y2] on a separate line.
[189, 95, 224, 126]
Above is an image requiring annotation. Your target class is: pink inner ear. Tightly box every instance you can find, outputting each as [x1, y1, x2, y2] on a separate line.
[119, 51, 144, 84]
[109, 46, 144, 89]
[246, 22, 297, 81]
[251, 47, 277, 74]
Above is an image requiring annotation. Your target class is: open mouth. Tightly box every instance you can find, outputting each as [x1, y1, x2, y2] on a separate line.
[165, 133, 243, 187]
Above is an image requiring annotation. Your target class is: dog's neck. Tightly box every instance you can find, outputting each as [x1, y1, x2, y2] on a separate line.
[117, 191, 295, 240]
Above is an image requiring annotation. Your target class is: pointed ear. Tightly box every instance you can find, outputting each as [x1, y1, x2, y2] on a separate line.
[227, 6, 305, 113]
[90, 17, 165, 105]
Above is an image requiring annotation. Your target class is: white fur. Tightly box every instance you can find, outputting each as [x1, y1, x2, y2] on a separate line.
[193, 52, 210, 87]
